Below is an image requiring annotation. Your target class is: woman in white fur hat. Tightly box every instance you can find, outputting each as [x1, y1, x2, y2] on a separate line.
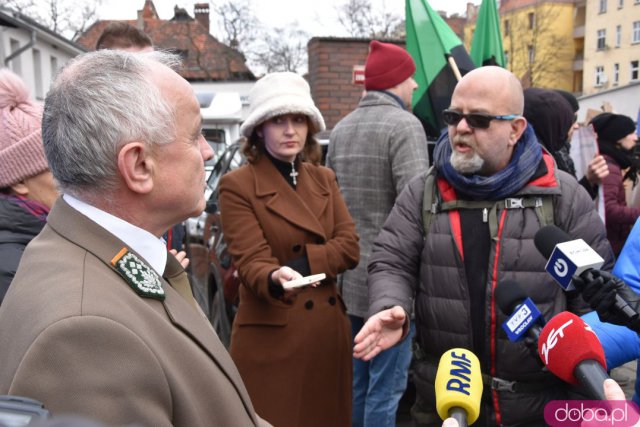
[219, 72, 359, 427]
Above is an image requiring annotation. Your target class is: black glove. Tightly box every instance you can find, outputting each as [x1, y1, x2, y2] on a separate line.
[573, 270, 640, 328]
[523, 336, 545, 368]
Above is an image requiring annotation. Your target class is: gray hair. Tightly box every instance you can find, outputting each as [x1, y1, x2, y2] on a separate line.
[42, 49, 183, 196]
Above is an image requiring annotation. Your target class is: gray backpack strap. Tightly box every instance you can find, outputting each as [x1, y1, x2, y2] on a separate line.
[422, 169, 555, 237]
[535, 195, 555, 227]
[421, 166, 437, 235]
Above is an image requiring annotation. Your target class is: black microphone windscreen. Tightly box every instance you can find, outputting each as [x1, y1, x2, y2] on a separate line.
[534, 225, 571, 259]
[495, 280, 528, 315]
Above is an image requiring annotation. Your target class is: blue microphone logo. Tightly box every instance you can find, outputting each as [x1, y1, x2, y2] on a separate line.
[502, 298, 543, 342]
[553, 259, 569, 277]
[546, 247, 578, 290]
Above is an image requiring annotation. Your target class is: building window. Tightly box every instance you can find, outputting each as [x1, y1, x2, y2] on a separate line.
[600, 0, 608, 12]
[614, 63, 620, 84]
[595, 66, 605, 86]
[528, 12, 535, 29]
[632, 60, 639, 81]
[50, 56, 58, 77]
[9, 39, 21, 74]
[528, 45, 535, 64]
[32, 49, 43, 100]
[634, 21, 640, 43]
[597, 29, 607, 50]
[504, 19, 510, 36]
[616, 25, 622, 47]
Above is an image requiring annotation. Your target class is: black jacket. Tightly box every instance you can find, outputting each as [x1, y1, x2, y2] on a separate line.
[0, 196, 46, 304]
[368, 154, 614, 426]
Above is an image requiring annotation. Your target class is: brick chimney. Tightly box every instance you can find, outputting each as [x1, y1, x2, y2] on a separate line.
[194, 3, 210, 33]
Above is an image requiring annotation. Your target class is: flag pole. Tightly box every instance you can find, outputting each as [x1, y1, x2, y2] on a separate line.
[446, 54, 462, 81]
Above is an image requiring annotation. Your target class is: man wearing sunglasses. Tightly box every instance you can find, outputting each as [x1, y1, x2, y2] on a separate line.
[354, 66, 614, 426]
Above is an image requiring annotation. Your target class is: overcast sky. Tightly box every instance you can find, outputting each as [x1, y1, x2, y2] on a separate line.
[97, 0, 479, 38]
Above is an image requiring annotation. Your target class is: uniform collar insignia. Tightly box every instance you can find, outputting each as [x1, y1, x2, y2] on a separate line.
[111, 247, 165, 301]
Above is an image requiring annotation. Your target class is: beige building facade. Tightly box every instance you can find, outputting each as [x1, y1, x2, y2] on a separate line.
[583, 0, 640, 95]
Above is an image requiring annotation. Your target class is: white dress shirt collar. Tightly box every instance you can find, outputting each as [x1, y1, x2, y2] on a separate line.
[63, 194, 168, 276]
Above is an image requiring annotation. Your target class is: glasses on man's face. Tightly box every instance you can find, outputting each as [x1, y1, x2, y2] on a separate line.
[442, 110, 520, 129]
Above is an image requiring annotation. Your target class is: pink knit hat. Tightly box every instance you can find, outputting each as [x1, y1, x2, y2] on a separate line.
[0, 69, 47, 188]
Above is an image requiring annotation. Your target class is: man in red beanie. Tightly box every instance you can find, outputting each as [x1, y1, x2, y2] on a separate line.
[326, 40, 429, 427]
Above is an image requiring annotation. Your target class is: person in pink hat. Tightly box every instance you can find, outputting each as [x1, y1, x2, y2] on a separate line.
[0, 69, 58, 305]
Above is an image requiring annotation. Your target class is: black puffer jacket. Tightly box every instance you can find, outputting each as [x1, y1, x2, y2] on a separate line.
[0, 196, 46, 304]
[368, 155, 614, 426]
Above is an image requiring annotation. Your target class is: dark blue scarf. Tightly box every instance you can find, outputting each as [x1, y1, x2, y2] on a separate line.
[433, 125, 542, 200]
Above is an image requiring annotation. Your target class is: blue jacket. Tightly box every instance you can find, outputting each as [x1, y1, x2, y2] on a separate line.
[582, 217, 640, 404]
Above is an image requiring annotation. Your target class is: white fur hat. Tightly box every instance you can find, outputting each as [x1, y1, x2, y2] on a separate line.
[240, 72, 326, 138]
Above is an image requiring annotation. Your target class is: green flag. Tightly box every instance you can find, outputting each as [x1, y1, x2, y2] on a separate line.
[470, 0, 506, 67]
[406, 0, 476, 139]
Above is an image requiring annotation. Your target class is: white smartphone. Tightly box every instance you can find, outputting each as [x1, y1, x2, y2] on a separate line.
[282, 273, 326, 289]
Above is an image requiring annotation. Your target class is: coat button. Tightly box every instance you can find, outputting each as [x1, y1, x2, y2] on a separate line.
[328, 296, 336, 306]
[305, 300, 314, 310]
[292, 244, 302, 252]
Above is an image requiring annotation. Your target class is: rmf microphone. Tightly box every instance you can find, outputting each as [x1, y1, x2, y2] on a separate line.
[537, 311, 609, 400]
[495, 280, 544, 343]
[534, 225, 640, 327]
[435, 348, 482, 427]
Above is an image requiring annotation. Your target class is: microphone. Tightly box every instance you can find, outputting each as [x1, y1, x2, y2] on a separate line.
[495, 280, 544, 343]
[435, 348, 482, 427]
[533, 225, 604, 291]
[537, 311, 609, 400]
[534, 225, 640, 330]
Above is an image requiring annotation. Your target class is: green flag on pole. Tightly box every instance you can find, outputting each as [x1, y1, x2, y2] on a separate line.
[470, 0, 506, 67]
[406, 0, 476, 139]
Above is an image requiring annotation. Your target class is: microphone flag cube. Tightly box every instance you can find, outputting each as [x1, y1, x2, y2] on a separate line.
[502, 297, 543, 342]
[544, 240, 604, 291]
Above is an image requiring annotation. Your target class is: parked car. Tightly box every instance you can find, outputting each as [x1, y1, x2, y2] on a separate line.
[185, 141, 244, 347]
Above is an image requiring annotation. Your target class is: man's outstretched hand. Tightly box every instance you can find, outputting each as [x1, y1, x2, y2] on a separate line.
[353, 306, 406, 361]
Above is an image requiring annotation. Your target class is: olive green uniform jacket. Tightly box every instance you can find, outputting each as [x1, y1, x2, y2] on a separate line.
[0, 198, 270, 427]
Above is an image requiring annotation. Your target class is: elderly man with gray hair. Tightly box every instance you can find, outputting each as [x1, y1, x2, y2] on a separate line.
[0, 50, 270, 427]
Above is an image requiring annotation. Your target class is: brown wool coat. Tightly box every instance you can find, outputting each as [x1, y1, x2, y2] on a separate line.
[0, 198, 270, 427]
[219, 155, 359, 427]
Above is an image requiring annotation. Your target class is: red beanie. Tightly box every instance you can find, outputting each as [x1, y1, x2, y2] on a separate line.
[364, 40, 416, 91]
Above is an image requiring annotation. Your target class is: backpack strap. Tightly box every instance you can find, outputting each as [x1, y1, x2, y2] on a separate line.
[422, 171, 555, 239]
[421, 166, 438, 233]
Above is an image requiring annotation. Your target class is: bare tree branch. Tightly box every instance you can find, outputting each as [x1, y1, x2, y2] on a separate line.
[211, 0, 260, 55]
[336, 0, 401, 38]
[250, 25, 309, 75]
[4, 0, 101, 41]
[504, 1, 572, 88]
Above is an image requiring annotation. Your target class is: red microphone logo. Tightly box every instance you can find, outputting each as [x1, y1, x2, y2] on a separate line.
[537, 312, 605, 385]
[539, 318, 573, 365]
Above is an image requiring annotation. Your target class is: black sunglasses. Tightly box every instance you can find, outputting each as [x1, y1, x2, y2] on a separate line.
[442, 110, 520, 129]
